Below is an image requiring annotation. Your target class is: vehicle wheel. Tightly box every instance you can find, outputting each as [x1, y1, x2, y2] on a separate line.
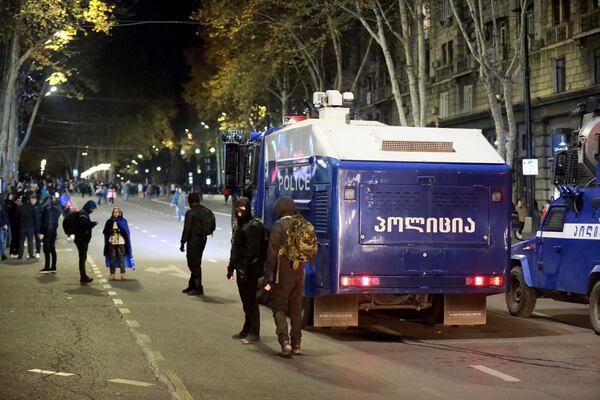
[423, 294, 443, 326]
[506, 266, 537, 317]
[301, 296, 314, 329]
[589, 281, 600, 335]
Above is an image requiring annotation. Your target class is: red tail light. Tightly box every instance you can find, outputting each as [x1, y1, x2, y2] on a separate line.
[340, 276, 380, 288]
[465, 275, 504, 287]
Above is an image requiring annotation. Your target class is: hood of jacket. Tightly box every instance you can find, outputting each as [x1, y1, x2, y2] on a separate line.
[234, 197, 253, 223]
[273, 196, 295, 218]
[83, 200, 97, 212]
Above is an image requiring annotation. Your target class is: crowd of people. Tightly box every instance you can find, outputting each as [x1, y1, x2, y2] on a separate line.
[1, 176, 319, 357]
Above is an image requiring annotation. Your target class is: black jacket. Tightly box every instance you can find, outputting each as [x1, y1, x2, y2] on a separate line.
[16, 203, 36, 231]
[228, 218, 265, 277]
[33, 203, 43, 233]
[180, 203, 215, 264]
[74, 211, 97, 245]
[41, 203, 62, 236]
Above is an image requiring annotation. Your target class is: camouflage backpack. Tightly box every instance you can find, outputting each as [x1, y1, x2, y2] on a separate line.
[279, 214, 318, 269]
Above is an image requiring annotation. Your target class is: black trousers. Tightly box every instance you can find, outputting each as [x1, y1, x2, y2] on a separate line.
[236, 272, 260, 337]
[270, 269, 304, 347]
[43, 234, 57, 269]
[75, 242, 89, 279]
[186, 239, 206, 290]
[9, 224, 19, 255]
[18, 229, 34, 258]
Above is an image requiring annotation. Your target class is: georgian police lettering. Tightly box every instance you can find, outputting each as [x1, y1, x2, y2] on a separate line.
[374, 216, 476, 234]
[278, 170, 311, 191]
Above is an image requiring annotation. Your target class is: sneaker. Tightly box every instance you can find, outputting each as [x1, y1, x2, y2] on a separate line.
[50, 268, 57, 274]
[39, 268, 51, 274]
[281, 342, 292, 357]
[35, 253, 40, 259]
[80, 276, 93, 284]
[240, 335, 260, 345]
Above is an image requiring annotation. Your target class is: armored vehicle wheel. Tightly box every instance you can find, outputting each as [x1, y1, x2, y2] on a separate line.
[506, 266, 537, 317]
[590, 281, 600, 335]
[301, 296, 314, 329]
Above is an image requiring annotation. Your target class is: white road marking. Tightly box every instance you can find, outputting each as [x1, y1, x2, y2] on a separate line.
[137, 333, 151, 344]
[150, 351, 164, 361]
[112, 298, 124, 305]
[146, 266, 188, 279]
[165, 370, 194, 400]
[119, 308, 130, 314]
[108, 378, 154, 387]
[172, 244, 179, 248]
[28, 369, 75, 377]
[108, 291, 117, 296]
[103, 284, 112, 289]
[371, 325, 402, 336]
[207, 259, 218, 263]
[100, 278, 107, 283]
[470, 365, 520, 382]
[142, 230, 148, 233]
[151, 234, 157, 238]
[126, 320, 140, 328]
[532, 312, 551, 318]
[135, 226, 140, 229]
[161, 240, 168, 243]
[55, 248, 73, 252]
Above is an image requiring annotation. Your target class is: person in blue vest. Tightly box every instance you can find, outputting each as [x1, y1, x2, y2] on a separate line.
[102, 207, 134, 281]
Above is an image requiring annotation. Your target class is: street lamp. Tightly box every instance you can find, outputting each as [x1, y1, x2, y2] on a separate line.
[137, 154, 143, 159]
[209, 147, 216, 154]
[156, 166, 162, 171]
[145, 168, 149, 173]
[195, 148, 200, 154]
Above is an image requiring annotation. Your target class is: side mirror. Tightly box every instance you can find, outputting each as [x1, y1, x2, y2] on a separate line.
[224, 143, 240, 189]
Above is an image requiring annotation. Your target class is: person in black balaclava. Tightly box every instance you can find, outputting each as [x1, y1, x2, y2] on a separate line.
[227, 197, 266, 344]
[74, 200, 98, 283]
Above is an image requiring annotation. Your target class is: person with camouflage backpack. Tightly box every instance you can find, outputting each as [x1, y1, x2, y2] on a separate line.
[264, 196, 317, 356]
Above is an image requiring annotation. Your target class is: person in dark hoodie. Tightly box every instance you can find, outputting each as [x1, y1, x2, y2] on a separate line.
[180, 192, 215, 296]
[39, 193, 62, 273]
[102, 207, 135, 281]
[4, 193, 18, 258]
[17, 195, 36, 260]
[263, 196, 304, 356]
[227, 197, 266, 344]
[74, 200, 98, 283]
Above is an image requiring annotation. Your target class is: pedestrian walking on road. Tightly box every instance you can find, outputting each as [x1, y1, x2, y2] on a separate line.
[17, 195, 36, 260]
[74, 200, 98, 284]
[102, 207, 135, 281]
[180, 192, 215, 296]
[263, 197, 318, 356]
[227, 197, 266, 344]
[39, 194, 62, 273]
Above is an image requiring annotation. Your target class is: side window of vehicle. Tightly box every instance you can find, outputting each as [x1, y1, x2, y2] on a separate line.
[542, 207, 566, 232]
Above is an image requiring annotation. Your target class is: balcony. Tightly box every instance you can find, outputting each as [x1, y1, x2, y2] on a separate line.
[435, 63, 454, 81]
[455, 55, 478, 75]
[580, 9, 600, 33]
[545, 22, 571, 46]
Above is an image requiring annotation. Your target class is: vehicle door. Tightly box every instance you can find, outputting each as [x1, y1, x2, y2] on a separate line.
[535, 206, 567, 289]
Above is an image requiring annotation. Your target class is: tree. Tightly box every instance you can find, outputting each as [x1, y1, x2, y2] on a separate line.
[448, 0, 528, 167]
[0, 0, 113, 184]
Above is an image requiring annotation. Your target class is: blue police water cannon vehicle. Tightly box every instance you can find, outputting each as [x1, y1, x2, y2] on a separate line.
[224, 90, 511, 327]
[506, 97, 600, 335]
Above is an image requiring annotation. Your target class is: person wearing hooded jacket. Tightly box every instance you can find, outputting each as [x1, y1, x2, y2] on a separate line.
[263, 196, 305, 356]
[102, 207, 135, 281]
[74, 200, 98, 283]
[227, 197, 266, 344]
[180, 192, 215, 295]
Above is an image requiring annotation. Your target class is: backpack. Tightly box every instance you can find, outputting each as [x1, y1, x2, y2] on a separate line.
[200, 206, 216, 236]
[62, 211, 79, 235]
[280, 214, 318, 269]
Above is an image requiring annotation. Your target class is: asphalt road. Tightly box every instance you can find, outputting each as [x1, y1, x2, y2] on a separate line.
[0, 195, 598, 400]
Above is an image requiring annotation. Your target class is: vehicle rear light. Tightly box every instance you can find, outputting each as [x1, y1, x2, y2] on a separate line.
[491, 191, 503, 202]
[340, 275, 380, 288]
[465, 275, 504, 287]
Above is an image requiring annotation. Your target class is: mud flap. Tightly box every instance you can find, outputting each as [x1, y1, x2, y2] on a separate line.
[443, 294, 486, 325]
[314, 295, 358, 327]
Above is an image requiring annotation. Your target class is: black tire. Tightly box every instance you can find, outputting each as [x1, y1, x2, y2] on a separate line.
[301, 296, 314, 329]
[589, 281, 600, 335]
[506, 266, 537, 317]
[422, 294, 443, 326]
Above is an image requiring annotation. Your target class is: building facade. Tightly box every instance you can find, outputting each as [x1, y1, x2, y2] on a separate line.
[353, 0, 600, 204]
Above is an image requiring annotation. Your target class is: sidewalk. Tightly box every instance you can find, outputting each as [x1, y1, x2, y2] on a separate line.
[0, 234, 171, 399]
